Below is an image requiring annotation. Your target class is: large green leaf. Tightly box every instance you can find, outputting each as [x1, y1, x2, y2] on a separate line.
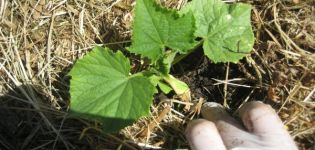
[129, 0, 196, 61]
[181, 0, 254, 63]
[69, 47, 155, 132]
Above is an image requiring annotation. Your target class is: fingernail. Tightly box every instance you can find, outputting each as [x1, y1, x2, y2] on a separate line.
[203, 102, 224, 108]
[202, 102, 229, 121]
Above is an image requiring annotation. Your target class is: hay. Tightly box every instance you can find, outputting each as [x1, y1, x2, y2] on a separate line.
[0, 0, 314, 149]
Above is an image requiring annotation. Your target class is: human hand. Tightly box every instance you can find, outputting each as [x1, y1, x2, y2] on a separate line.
[186, 101, 298, 150]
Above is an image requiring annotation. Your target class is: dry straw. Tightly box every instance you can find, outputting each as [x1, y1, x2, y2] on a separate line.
[0, 0, 314, 149]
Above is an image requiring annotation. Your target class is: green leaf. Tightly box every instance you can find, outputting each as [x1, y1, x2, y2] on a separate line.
[157, 81, 173, 94]
[69, 47, 155, 133]
[147, 74, 161, 87]
[163, 74, 191, 102]
[155, 51, 177, 75]
[163, 74, 189, 96]
[129, 0, 196, 61]
[181, 0, 254, 63]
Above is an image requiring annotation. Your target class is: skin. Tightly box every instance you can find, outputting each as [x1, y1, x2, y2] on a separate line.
[185, 101, 298, 150]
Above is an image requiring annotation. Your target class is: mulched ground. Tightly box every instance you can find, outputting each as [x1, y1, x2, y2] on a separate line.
[0, 0, 314, 149]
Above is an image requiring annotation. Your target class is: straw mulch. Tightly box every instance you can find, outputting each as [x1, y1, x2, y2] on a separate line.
[0, 0, 314, 149]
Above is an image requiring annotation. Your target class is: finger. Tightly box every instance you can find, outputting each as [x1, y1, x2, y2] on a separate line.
[239, 101, 287, 134]
[185, 119, 226, 150]
[201, 102, 257, 149]
[201, 102, 244, 130]
[239, 101, 298, 149]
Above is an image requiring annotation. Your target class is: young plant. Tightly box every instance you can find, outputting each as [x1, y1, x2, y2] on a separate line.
[69, 0, 254, 133]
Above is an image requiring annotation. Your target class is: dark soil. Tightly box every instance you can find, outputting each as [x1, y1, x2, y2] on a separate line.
[172, 48, 268, 111]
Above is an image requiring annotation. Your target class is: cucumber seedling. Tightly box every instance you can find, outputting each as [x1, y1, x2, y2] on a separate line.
[69, 0, 254, 133]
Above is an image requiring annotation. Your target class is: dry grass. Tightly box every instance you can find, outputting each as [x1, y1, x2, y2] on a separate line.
[0, 0, 314, 149]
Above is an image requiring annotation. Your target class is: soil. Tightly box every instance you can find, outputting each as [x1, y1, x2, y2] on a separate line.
[172, 48, 266, 110]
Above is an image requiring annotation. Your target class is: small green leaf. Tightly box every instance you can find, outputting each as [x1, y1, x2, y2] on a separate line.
[129, 0, 196, 61]
[181, 0, 254, 63]
[155, 51, 177, 75]
[157, 81, 173, 94]
[147, 74, 161, 87]
[69, 47, 155, 133]
[163, 74, 191, 102]
[163, 75, 189, 96]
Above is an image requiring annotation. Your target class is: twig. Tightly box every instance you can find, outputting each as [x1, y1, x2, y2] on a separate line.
[46, 11, 55, 97]
[303, 88, 315, 102]
[277, 83, 301, 113]
[223, 62, 230, 108]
